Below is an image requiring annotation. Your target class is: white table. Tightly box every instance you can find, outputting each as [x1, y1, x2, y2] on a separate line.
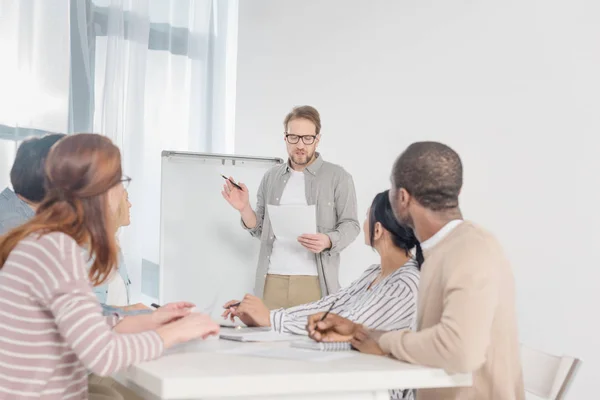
[119, 337, 472, 400]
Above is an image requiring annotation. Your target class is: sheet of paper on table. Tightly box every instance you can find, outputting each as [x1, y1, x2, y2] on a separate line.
[219, 330, 298, 342]
[221, 346, 356, 362]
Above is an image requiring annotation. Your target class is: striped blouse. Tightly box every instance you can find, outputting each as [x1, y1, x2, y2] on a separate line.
[270, 260, 420, 335]
[270, 260, 420, 400]
[0, 232, 164, 399]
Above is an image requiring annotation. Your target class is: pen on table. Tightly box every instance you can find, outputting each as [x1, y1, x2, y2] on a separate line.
[221, 175, 243, 191]
[151, 303, 161, 309]
[319, 299, 338, 322]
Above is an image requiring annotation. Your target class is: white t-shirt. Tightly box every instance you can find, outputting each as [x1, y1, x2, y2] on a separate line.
[268, 170, 318, 276]
[105, 271, 129, 306]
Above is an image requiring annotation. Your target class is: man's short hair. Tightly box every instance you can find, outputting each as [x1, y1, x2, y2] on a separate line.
[10, 134, 66, 203]
[392, 141, 463, 211]
[283, 106, 322, 135]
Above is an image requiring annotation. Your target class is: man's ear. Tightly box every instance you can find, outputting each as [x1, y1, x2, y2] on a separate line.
[400, 188, 411, 206]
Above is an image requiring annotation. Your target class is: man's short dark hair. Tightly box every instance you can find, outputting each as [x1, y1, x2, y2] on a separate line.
[392, 141, 463, 211]
[10, 134, 66, 203]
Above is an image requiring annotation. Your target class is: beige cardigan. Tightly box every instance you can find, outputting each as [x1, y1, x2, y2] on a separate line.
[378, 221, 525, 400]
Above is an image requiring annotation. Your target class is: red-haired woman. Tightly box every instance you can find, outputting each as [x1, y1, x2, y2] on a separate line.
[0, 134, 219, 399]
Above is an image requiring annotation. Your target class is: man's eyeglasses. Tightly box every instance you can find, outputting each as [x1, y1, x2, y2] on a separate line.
[285, 133, 317, 145]
[120, 175, 132, 189]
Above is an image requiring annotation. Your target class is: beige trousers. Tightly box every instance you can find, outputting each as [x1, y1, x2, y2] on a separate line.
[263, 274, 322, 309]
[88, 374, 144, 400]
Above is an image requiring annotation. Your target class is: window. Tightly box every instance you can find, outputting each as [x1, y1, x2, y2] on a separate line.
[0, 0, 239, 303]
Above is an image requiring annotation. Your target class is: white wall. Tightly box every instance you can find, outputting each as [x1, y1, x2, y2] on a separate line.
[235, 0, 599, 397]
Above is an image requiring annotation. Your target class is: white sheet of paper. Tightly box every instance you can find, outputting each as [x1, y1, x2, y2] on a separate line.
[219, 330, 298, 342]
[223, 347, 355, 362]
[267, 204, 317, 240]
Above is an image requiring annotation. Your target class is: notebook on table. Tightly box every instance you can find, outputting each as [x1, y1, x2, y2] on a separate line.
[291, 340, 353, 352]
[219, 324, 271, 332]
[219, 330, 297, 342]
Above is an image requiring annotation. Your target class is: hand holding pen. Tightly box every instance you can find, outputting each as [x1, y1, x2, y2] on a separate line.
[221, 175, 250, 212]
[306, 300, 358, 342]
[221, 175, 243, 190]
[221, 295, 270, 327]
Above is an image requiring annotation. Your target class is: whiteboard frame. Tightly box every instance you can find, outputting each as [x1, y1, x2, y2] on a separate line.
[158, 150, 284, 304]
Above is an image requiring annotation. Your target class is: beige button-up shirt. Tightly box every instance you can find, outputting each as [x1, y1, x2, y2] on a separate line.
[243, 154, 360, 297]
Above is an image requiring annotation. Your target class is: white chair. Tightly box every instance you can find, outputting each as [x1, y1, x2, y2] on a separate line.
[521, 344, 581, 400]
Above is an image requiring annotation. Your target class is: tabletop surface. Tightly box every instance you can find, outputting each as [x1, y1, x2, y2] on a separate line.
[122, 332, 472, 399]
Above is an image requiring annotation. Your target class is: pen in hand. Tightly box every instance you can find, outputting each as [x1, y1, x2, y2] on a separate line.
[319, 299, 338, 322]
[221, 175, 243, 191]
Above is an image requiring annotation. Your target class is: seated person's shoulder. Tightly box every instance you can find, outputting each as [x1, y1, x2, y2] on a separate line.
[444, 222, 511, 273]
[364, 263, 380, 274]
[9, 232, 82, 276]
[391, 262, 420, 290]
[0, 187, 14, 203]
[360, 262, 419, 297]
[449, 221, 503, 252]
[36, 231, 79, 251]
[0, 213, 26, 235]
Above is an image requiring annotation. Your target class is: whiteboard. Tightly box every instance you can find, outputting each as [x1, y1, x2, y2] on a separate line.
[159, 151, 283, 318]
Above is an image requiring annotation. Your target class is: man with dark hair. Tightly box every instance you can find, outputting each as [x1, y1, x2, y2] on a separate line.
[222, 105, 360, 309]
[0, 134, 65, 235]
[392, 141, 463, 213]
[307, 141, 524, 400]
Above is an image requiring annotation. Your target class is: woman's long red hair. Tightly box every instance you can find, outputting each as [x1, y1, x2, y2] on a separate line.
[0, 134, 122, 286]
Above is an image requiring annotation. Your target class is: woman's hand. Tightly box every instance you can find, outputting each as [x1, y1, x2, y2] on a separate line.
[222, 299, 241, 322]
[122, 302, 151, 311]
[157, 313, 220, 348]
[114, 307, 192, 334]
[222, 295, 270, 327]
[151, 306, 192, 327]
[160, 301, 195, 311]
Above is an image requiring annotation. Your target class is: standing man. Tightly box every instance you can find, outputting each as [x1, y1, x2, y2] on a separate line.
[308, 142, 524, 400]
[222, 106, 359, 309]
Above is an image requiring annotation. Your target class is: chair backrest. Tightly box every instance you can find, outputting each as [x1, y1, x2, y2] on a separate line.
[521, 344, 581, 400]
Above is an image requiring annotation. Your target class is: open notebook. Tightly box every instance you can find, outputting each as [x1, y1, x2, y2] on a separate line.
[291, 340, 353, 352]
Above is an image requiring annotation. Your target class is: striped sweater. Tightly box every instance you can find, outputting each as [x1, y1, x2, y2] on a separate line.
[0, 232, 164, 399]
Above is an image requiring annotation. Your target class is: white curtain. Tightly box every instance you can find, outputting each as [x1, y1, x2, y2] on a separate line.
[0, 0, 71, 189]
[0, 0, 238, 302]
[0, 1, 71, 135]
[88, 0, 237, 302]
